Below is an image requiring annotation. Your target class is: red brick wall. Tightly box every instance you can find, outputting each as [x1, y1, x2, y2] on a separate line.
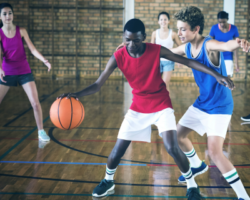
[135, 0, 249, 80]
[5, 0, 123, 78]
[2, 0, 249, 79]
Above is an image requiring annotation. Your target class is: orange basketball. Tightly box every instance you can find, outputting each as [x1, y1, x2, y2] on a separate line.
[50, 97, 85, 130]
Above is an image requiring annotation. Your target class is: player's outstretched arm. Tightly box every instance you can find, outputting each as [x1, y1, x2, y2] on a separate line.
[20, 28, 51, 71]
[58, 55, 117, 99]
[160, 46, 235, 89]
[206, 38, 250, 53]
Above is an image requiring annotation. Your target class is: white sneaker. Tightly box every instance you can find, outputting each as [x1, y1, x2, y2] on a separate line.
[38, 130, 50, 141]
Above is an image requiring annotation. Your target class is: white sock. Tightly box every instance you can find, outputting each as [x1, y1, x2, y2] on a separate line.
[181, 168, 198, 189]
[104, 165, 117, 181]
[184, 147, 202, 168]
[223, 168, 250, 199]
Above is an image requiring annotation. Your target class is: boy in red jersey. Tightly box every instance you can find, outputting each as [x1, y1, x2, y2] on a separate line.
[59, 19, 234, 199]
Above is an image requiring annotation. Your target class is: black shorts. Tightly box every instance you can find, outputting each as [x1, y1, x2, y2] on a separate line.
[0, 73, 35, 87]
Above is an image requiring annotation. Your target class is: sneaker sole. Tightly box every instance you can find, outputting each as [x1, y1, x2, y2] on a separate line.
[241, 117, 250, 121]
[92, 185, 115, 197]
[38, 136, 50, 142]
[178, 165, 209, 183]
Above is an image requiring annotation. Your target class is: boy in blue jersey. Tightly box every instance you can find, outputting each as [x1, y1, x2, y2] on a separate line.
[171, 6, 250, 200]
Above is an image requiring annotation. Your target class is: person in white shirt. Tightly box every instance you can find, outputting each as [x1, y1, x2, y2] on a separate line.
[151, 11, 181, 92]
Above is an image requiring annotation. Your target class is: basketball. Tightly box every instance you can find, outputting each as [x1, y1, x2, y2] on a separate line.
[50, 97, 85, 130]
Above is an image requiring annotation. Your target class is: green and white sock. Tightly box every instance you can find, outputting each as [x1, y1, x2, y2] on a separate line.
[181, 168, 197, 189]
[184, 147, 202, 168]
[104, 165, 117, 181]
[223, 168, 250, 199]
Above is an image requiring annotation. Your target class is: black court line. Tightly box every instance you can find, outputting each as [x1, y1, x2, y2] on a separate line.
[3, 81, 70, 127]
[0, 116, 50, 160]
[1, 173, 248, 189]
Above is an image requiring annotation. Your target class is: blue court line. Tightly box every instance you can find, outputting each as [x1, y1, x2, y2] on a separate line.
[0, 161, 146, 166]
[0, 192, 238, 199]
[0, 116, 50, 161]
[1, 161, 250, 168]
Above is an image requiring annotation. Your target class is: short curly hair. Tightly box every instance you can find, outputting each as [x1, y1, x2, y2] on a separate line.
[174, 6, 204, 35]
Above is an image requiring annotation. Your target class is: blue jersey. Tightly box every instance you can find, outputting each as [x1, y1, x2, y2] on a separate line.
[209, 24, 239, 60]
[185, 37, 234, 114]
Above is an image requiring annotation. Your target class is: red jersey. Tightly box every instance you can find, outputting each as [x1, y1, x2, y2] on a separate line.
[114, 43, 172, 113]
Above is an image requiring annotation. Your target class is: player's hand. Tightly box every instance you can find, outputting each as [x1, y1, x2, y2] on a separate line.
[236, 38, 250, 52]
[43, 59, 51, 72]
[116, 42, 126, 51]
[216, 75, 235, 90]
[57, 93, 79, 100]
[0, 68, 6, 83]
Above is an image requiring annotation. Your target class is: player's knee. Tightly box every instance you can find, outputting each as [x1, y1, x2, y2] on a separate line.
[165, 144, 179, 158]
[208, 148, 220, 160]
[31, 101, 40, 110]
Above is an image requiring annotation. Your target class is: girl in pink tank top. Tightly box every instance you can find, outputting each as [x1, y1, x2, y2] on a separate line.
[0, 3, 50, 141]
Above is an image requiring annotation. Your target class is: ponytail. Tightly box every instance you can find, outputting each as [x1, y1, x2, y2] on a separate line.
[0, 3, 14, 28]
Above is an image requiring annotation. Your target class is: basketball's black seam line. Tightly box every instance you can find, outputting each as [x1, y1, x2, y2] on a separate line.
[58, 98, 66, 130]
[68, 98, 73, 130]
[74, 101, 84, 129]
[71, 100, 81, 129]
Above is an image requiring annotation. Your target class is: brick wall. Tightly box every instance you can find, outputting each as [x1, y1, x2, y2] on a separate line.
[135, 0, 249, 80]
[5, 0, 123, 78]
[2, 0, 249, 80]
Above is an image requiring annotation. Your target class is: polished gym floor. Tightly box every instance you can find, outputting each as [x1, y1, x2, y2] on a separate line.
[0, 78, 249, 199]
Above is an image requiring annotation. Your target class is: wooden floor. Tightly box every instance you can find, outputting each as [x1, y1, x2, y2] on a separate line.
[0, 78, 250, 200]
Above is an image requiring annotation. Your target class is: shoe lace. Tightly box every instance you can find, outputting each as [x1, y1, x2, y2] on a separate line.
[186, 188, 201, 199]
[98, 179, 112, 188]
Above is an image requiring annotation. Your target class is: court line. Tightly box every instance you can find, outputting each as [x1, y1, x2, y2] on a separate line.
[3, 81, 70, 127]
[0, 161, 146, 166]
[0, 161, 250, 168]
[48, 128, 250, 168]
[0, 116, 50, 161]
[0, 192, 239, 199]
[1, 137, 250, 146]
[1, 173, 249, 189]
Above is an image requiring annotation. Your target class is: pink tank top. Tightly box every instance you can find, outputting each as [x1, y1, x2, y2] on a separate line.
[0, 26, 31, 75]
[114, 43, 172, 113]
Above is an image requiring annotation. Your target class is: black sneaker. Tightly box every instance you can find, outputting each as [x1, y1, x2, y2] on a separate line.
[92, 179, 115, 197]
[186, 187, 201, 200]
[241, 114, 250, 121]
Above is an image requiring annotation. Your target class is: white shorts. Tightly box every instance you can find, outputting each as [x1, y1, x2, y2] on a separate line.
[178, 105, 231, 139]
[224, 60, 234, 77]
[118, 108, 177, 143]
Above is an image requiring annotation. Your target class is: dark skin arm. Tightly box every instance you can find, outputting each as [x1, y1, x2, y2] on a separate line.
[160, 46, 235, 89]
[58, 55, 117, 99]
